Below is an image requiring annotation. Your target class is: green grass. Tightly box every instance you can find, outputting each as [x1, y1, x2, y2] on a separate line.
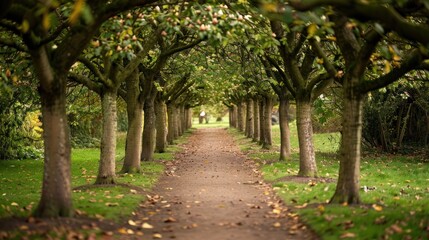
[0, 131, 189, 222]
[229, 122, 429, 240]
[192, 117, 230, 129]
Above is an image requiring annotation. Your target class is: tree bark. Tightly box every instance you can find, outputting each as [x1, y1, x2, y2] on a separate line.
[155, 99, 167, 153]
[167, 103, 176, 144]
[237, 101, 245, 132]
[253, 98, 260, 142]
[186, 108, 192, 129]
[95, 90, 117, 184]
[245, 98, 254, 138]
[141, 96, 156, 161]
[278, 95, 291, 160]
[330, 89, 363, 204]
[262, 96, 273, 149]
[296, 98, 318, 177]
[122, 71, 142, 173]
[32, 47, 73, 217]
[259, 98, 265, 145]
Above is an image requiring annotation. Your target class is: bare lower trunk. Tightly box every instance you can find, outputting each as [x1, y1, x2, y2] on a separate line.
[296, 99, 317, 177]
[253, 98, 260, 142]
[262, 97, 273, 149]
[279, 96, 291, 160]
[330, 93, 363, 204]
[167, 103, 177, 144]
[186, 108, 192, 129]
[245, 98, 254, 138]
[237, 101, 245, 132]
[122, 71, 142, 173]
[176, 106, 182, 136]
[233, 105, 238, 128]
[155, 100, 167, 153]
[122, 102, 142, 173]
[259, 98, 265, 145]
[96, 90, 117, 184]
[34, 72, 73, 217]
[141, 98, 156, 161]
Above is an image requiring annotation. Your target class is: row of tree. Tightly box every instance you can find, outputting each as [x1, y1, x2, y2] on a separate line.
[0, 0, 428, 218]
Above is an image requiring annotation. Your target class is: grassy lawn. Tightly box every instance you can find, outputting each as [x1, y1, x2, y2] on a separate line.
[229, 122, 429, 240]
[0, 130, 191, 222]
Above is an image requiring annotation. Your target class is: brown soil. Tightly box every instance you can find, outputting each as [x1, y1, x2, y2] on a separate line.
[0, 128, 319, 240]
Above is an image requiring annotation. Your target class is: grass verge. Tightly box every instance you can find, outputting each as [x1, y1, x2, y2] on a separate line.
[0, 130, 192, 237]
[229, 124, 429, 240]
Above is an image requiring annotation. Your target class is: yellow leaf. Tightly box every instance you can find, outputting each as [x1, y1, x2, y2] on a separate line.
[340, 232, 356, 238]
[128, 220, 137, 226]
[117, 227, 128, 234]
[272, 208, 281, 214]
[11, 202, 19, 207]
[262, 3, 277, 12]
[307, 24, 318, 38]
[383, 60, 391, 74]
[69, 0, 85, 25]
[372, 204, 383, 212]
[142, 223, 154, 229]
[273, 222, 281, 228]
[153, 233, 162, 239]
[21, 20, 30, 33]
[42, 12, 50, 30]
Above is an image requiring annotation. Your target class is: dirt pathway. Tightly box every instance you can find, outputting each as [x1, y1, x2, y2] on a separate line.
[137, 128, 318, 240]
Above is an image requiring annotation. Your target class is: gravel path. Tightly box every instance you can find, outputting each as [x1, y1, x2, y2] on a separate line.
[137, 128, 318, 240]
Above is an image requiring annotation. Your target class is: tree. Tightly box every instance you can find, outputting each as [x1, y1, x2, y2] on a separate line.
[0, 0, 158, 217]
[287, 1, 429, 203]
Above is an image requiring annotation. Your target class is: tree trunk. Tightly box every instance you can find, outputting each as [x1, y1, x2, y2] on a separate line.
[155, 99, 167, 153]
[96, 90, 117, 184]
[296, 98, 317, 177]
[237, 101, 245, 132]
[180, 105, 186, 135]
[253, 98, 260, 142]
[141, 97, 156, 161]
[245, 98, 254, 138]
[262, 96, 273, 149]
[259, 98, 265, 145]
[122, 71, 142, 173]
[278, 96, 291, 160]
[176, 106, 182, 136]
[186, 108, 192, 129]
[167, 103, 177, 144]
[330, 91, 363, 204]
[33, 52, 73, 217]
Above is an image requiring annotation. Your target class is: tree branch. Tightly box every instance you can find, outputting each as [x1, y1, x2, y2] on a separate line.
[357, 49, 424, 93]
[289, 0, 429, 46]
[68, 72, 102, 95]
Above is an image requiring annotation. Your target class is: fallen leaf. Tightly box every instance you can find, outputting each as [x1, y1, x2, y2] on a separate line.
[372, 204, 383, 212]
[10, 202, 18, 207]
[153, 233, 162, 239]
[118, 228, 129, 234]
[130, 189, 137, 194]
[164, 217, 176, 223]
[340, 232, 356, 238]
[390, 224, 403, 233]
[273, 222, 281, 228]
[374, 216, 386, 225]
[142, 223, 154, 229]
[128, 220, 137, 226]
[105, 202, 119, 207]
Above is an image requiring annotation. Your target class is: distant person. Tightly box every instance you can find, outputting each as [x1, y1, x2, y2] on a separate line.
[199, 110, 206, 124]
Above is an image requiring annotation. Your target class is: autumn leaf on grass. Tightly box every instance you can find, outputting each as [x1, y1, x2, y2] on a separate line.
[340, 232, 356, 238]
[105, 202, 119, 207]
[372, 204, 383, 212]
